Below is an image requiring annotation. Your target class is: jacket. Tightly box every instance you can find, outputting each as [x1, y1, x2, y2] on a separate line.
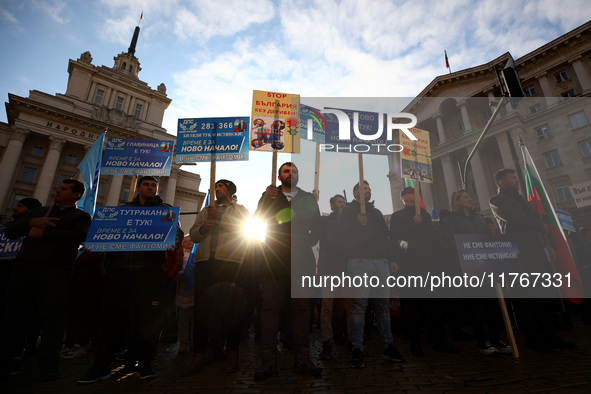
[337, 199, 400, 262]
[189, 202, 250, 264]
[5, 205, 92, 269]
[254, 186, 320, 279]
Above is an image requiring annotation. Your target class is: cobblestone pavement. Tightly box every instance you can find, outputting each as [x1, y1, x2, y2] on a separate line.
[2, 321, 591, 393]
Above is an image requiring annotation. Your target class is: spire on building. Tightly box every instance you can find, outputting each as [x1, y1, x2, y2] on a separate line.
[127, 26, 140, 58]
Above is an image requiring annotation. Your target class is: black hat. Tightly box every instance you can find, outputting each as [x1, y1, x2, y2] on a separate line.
[400, 187, 415, 197]
[216, 179, 237, 196]
[18, 197, 42, 210]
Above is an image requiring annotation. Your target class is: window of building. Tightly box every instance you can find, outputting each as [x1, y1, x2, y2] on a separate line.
[122, 62, 126, 70]
[115, 97, 124, 110]
[65, 154, 78, 165]
[94, 89, 104, 105]
[20, 167, 37, 183]
[561, 90, 576, 98]
[31, 145, 44, 157]
[524, 85, 537, 97]
[535, 124, 552, 141]
[129, 65, 133, 72]
[554, 70, 569, 83]
[553, 180, 572, 202]
[544, 151, 561, 168]
[530, 103, 542, 114]
[98, 182, 105, 197]
[569, 111, 588, 130]
[581, 140, 591, 157]
[134, 104, 143, 119]
[120, 187, 130, 204]
[458, 121, 464, 132]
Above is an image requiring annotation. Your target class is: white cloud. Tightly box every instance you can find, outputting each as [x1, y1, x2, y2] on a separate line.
[32, 0, 70, 24]
[0, 8, 18, 24]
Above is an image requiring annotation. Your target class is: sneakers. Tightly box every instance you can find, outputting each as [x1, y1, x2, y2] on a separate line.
[137, 363, 156, 380]
[77, 366, 111, 384]
[62, 344, 87, 359]
[254, 349, 277, 380]
[350, 347, 364, 368]
[319, 340, 332, 360]
[478, 340, 498, 355]
[293, 348, 322, 376]
[492, 340, 512, 354]
[383, 344, 406, 362]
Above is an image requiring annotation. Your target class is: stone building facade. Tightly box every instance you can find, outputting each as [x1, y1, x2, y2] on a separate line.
[0, 27, 205, 231]
[388, 21, 591, 229]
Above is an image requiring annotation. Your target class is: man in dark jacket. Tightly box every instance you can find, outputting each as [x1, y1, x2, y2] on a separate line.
[78, 176, 183, 383]
[1, 180, 91, 381]
[254, 162, 322, 380]
[390, 186, 456, 355]
[339, 181, 405, 368]
[489, 168, 572, 351]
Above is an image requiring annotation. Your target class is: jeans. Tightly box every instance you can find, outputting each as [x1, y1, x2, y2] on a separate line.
[348, 258, 392, 351]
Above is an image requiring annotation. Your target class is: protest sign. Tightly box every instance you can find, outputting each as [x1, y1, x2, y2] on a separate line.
[176, 117, 249, 162]
[570, 180, 591, 208]
[250, 90, 300, 153]
[101, 138, 174, 176]
[454, 233, 523, 279]
[400, 127, 432, 183]
[84, 206, 180, 251]
[300, 105, 326, 144]
[0, 227, 23, 261]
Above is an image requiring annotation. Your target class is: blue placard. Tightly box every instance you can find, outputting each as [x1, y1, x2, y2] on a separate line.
[176, 117, 249, 162]
[0, 227, 23, 261]
[84, 206, 180, 251]
[300, 105, 326, 143]
[101, 138, 174, 176]
[323, 108, 389, 155]
[555, 209, 576, 232]
[454, 233, 524, 278]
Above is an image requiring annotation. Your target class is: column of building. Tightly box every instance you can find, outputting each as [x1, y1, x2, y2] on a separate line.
[33, 136, 66, 204]
[0, 128, 29, 209]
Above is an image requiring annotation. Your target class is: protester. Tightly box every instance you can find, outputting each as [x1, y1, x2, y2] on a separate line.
[489, 168, 574, 352]
[390, 186, 456, 355]
[439, 189, 511, 355]
[318, 194, 350, 359]
[160, 237, 184, 345]
[183, 179, 249, 375]
[0, 181, 91, 381]
[338, 181, 405, 368]
[254, 162, 322, 380]
[78, 176, 183, 383]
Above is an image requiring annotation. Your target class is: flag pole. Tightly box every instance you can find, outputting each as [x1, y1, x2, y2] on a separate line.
[313, 142, 320, 201]
[358, 153, 366, 219]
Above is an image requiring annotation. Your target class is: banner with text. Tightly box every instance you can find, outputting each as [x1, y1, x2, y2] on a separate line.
[250, 90, 300, 153]
[400, 127, 433, 183]
[176, 117, 249, 162]
[0, 227, 23, 261]
[101, 138, 174, 176]
[300, 105, 326, 144]
[84, 206, 180, 251]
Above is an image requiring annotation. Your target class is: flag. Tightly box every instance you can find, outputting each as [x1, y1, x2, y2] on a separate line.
[140, 12, 144, 20]
[431, 205, 439, 220]
[445, 50, 450, 69]
[343, 189, 348, 204]
[77, 131, 106, 216]
[521, 143, 583, 303]
[184, 242, 198, 292]
[404, 178, 426, 210]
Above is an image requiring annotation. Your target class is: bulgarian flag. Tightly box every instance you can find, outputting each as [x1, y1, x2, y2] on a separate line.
[404, 178, 426, 210]
[521, 143, 583, 304]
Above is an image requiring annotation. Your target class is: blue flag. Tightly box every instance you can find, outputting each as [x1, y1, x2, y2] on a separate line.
[431, 205, 439, 220]
[77, 131, 106, 216]
[343, 189, 348, 204]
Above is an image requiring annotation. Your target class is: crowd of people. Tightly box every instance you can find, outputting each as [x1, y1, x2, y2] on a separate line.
[0, 166, 588, 384]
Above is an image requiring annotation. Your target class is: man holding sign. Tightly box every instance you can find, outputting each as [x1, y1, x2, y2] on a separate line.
[254, 162, 322, 380]
[79, 176, 183, 384]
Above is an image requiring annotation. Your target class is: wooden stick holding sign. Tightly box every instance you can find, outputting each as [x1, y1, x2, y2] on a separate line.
[313, 142, 320, 201]
[270, 100, 280, 193]
[358, 153, 366, 219]
[495, 283, 519, 358]
[209, 122, 218, 205]
[414, 179, 421, 217]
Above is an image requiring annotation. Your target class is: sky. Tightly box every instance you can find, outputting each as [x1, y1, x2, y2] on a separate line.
[1, 0, 591, 216]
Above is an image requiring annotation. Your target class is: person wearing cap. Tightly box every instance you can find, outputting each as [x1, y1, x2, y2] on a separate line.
[390, 186, 456, 356]
[1, 180, 91, 381]
[78, 176, 184, 384]
[183, 179, 249, 375]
